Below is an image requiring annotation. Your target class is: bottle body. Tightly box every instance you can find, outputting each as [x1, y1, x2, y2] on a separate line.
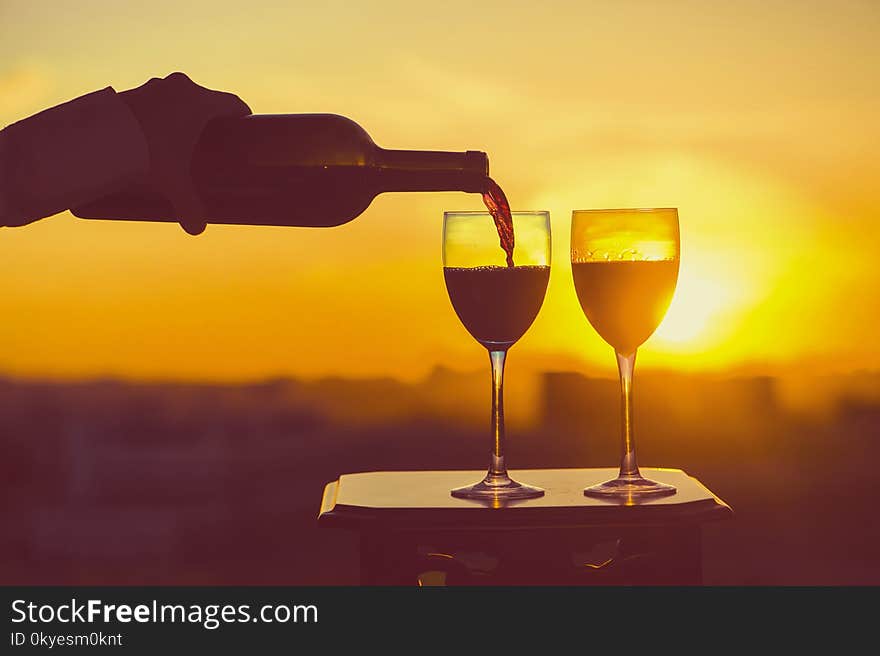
[71, 114, 489, 227]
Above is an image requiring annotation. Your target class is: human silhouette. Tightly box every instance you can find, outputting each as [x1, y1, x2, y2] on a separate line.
[0, 72, 250, 235]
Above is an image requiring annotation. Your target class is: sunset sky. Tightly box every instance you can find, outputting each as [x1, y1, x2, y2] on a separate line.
[1, 0, 878, 382]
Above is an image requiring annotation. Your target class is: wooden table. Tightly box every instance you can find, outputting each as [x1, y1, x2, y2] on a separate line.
[318, 467, 732, 585]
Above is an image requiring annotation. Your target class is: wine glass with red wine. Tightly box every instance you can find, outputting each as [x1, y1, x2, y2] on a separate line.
[443, 210, 551, 500]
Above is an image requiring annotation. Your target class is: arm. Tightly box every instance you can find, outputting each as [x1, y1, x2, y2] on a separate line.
[0, 87, 149, 228]
[0, 73, 251, 235]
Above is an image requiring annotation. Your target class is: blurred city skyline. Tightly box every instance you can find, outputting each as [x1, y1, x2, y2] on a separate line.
[3, 367, 878, 584]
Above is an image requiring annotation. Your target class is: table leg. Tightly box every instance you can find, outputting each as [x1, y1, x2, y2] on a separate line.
[359, 532, 416, 585]
[617, 526, 704, 584]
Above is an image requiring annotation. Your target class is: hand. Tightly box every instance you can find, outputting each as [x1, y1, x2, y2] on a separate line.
[120, 72, 251, 235]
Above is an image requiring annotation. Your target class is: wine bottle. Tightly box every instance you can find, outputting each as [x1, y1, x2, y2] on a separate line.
[70, 114, 489, 227]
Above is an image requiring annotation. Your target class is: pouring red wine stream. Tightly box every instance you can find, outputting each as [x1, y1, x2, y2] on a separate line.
[482, 178, 515, 268]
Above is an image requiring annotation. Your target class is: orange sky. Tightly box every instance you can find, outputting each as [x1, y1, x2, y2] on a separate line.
[1, 1, 879, 382]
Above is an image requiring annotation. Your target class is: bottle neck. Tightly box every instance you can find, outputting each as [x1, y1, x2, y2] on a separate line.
[375, 148, 489, 193]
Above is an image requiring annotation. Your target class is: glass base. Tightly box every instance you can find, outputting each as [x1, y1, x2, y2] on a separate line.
[584, 474, 676, 499]
[451, 473, 544, 501]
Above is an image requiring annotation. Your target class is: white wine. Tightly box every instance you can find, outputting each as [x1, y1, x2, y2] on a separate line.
[572, 259, 678, 354]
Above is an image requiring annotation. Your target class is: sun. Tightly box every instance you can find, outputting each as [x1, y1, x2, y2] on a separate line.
[653, 262, 734, 348]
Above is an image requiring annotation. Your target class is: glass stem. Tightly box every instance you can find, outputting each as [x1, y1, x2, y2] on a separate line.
[616, 349, 641, 480]
[488, 349, 509, 481]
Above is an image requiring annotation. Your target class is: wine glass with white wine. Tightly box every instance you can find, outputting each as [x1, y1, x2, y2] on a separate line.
[571, 208, 680, 499]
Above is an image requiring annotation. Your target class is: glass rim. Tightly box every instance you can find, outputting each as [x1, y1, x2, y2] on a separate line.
[443, 210, 550, 217]
[572, 207, 678, 214]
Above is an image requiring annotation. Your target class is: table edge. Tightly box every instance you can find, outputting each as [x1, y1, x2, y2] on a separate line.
[317, 469, 733, 531]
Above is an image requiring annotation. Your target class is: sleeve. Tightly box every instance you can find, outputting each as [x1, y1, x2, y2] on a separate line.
[0, 133, 10, 223]
[0, 87, 150, 227]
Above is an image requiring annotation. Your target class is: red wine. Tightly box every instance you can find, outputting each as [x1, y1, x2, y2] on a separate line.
[481, 178, 515, 267]
[444, 265, 550, 348]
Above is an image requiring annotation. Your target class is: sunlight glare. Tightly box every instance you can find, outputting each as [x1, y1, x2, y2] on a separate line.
[654, 264, 734, 348]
